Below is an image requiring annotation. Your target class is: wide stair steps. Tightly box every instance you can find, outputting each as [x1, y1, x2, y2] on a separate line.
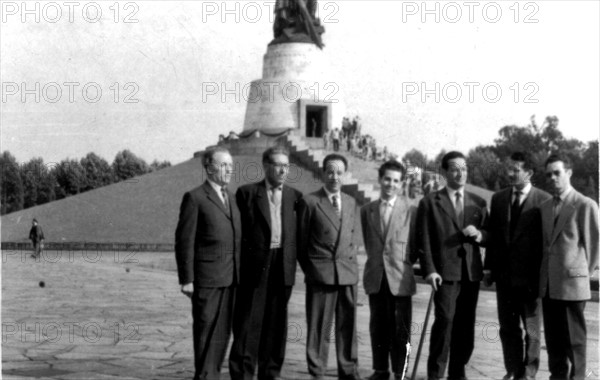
[282, 134, 380, 205]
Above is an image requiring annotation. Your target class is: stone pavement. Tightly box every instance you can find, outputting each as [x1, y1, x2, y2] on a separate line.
[2, 250, 598, 380]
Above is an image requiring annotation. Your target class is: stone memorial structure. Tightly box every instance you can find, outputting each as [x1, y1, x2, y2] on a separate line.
[242, 0, 344, 139]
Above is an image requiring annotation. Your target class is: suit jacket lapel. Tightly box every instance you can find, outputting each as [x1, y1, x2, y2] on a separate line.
[436, 190, 460, 229]
[317, 189, 341, 231]
[511, 188, 534, 241]
[369, 201, 384, 242]
[384, 197, 407, 245]
[340, 193, 353, 237]
[541, 200, 554, 246]
[256, 181, 272, 230]
[229, 188, 240, 230]
[203, 182, 231, 219]
[551, 191, 576, 244]
[500, 189, 511, 243]
[281, 185, 295, 243]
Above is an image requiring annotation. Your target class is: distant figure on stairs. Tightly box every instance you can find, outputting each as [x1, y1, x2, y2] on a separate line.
[332, 128, 340, 151]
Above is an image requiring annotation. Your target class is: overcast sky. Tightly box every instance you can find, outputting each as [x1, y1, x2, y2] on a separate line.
[2, 0, 599, 165]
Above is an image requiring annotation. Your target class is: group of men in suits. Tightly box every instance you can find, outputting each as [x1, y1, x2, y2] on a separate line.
[175, 145, 598, 380]
[174, 146, 412, 380]
[418, 151, 598, 380]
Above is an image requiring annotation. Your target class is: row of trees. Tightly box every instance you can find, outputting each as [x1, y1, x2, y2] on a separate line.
[402, 116, 598, 201]
[0, 150, 171, 215]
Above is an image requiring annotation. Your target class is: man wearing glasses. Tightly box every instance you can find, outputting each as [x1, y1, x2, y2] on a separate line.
[175, 147, 242, 380]
[229, 147, 303, 380]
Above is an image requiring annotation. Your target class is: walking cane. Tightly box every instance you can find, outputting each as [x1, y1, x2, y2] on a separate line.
[410, 288, 435, 380]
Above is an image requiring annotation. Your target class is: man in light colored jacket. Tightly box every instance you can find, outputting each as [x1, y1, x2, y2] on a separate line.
[539, 153, 599, 380]
[361, 160, 417, 380]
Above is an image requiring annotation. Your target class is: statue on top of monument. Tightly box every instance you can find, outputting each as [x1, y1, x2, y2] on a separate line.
[271, 0, 325, 49]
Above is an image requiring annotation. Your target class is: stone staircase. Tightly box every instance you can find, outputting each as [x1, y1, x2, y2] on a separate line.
[282, 134, 380, 205]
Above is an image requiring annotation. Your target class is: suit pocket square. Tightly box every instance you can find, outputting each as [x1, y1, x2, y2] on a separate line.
[567, 267, 588, 278]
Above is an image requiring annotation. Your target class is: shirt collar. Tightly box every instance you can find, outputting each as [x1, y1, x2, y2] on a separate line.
[446, 186, 464, 200]
[265, 179, 283, 192]
[556, 185, 573, 201]
[323, 187, 341, 203]
[380, 195, 397, 207]
[207, 179, 225, 194]
[513, 183, 532, 197]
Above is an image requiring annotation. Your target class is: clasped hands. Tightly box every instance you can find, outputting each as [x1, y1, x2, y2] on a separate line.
[426, 224, 485, 291]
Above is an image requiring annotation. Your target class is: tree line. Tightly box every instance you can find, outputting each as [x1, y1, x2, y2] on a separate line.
[1, 116, 597, 215]
[402, 116, 598, 201]
[0, 150, 171, 215]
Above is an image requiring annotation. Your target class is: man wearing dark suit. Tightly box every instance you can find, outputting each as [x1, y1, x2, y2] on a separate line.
[229, 147, 302, 380]
[539, 153, 598, 380]
[297, 153, 362, 380]
[175, 147, 242, 380]
[360, 161, 418, 380]
[417, 151, 487, 380]
[483, 152, 551, 380]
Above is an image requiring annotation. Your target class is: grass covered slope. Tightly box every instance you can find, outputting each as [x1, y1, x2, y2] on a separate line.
[1, 149, 491, 244]
[1, 155, 323, 244]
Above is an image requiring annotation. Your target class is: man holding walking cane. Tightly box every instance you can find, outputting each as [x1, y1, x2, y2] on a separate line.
[416, 151, 487, 380]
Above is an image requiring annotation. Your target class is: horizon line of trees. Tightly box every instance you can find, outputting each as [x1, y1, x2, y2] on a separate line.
[1, 115, 597, 215]
[401, 115, 598, 202]
[0, 150, 171, 215]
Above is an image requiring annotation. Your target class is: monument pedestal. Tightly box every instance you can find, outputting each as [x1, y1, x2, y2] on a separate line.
[243, 43, 344, 138]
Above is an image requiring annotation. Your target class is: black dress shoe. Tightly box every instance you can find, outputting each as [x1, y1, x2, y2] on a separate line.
[367, 371, 390, 380]
[502, 373, 516, 380]
[341, 376, 362, 380]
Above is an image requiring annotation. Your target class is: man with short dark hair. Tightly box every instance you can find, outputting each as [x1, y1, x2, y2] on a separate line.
[417, 151, 487, 380]
[483, 152, 551, 380]
[297, 153, 362, 380]
[175, 147, 242, 380]
[539, 153, 598, 380]
[361, 160, 417, 380]
[229, 147, 302, 380]
[29, 218, 44, 259]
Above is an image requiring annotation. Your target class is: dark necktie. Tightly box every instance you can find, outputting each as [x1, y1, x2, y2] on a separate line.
[455, 192, 464, 228]
[221, 187, 230, 214]
[332, 195, 341, 217]
[553, 196, 561, 224]
[510, 190, 522, 237]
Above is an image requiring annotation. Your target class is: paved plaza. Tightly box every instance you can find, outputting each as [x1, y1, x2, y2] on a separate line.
[2, 250, 598, 380]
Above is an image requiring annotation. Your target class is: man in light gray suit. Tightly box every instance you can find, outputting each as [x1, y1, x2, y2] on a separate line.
[360, 160, 417, 380]
[539, 153, 599, 380]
